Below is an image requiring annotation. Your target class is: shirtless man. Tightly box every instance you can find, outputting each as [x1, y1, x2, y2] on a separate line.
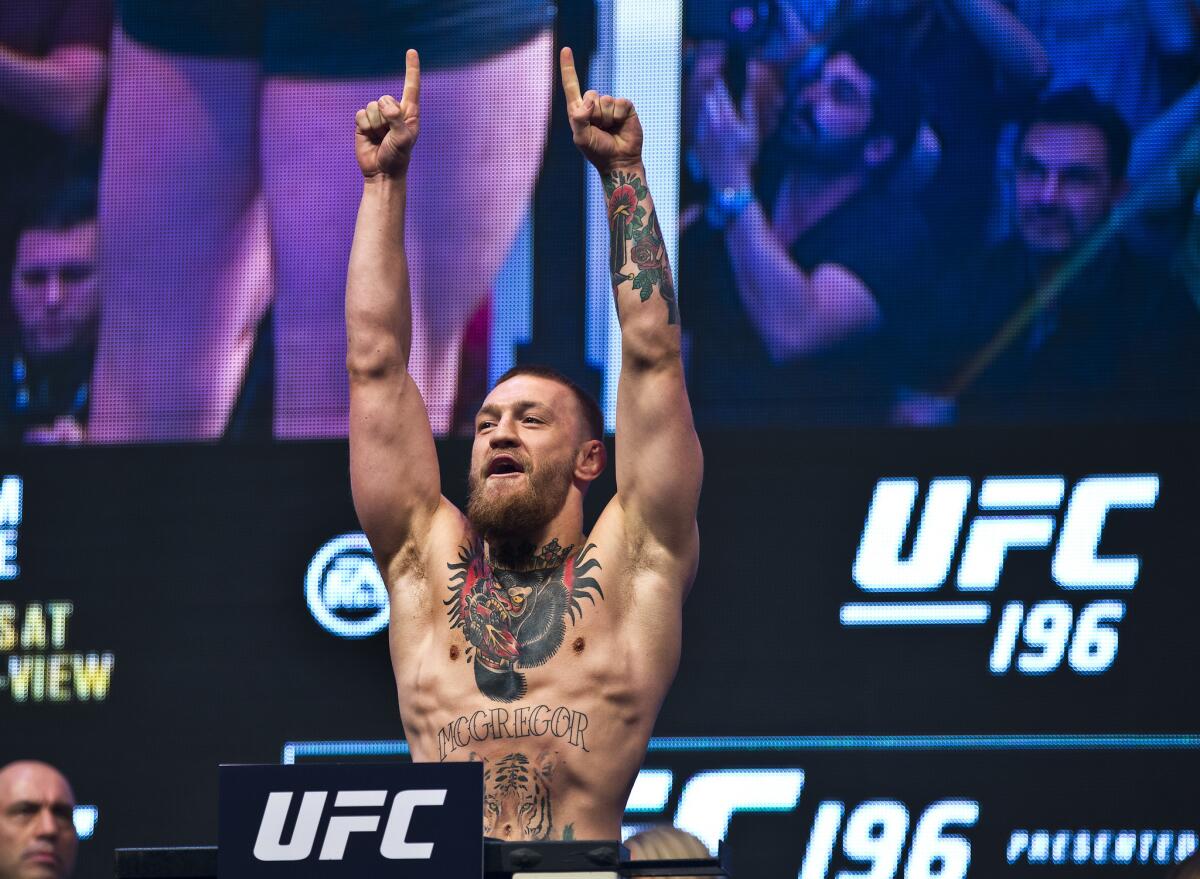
[347, 48, 701, 841]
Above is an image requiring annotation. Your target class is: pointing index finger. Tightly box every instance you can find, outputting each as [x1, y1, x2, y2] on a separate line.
[402, 49, 420, 107]
[560, 46, 583, 105]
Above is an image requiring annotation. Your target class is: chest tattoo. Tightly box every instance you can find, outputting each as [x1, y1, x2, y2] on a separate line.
[445, 540, 602, 702]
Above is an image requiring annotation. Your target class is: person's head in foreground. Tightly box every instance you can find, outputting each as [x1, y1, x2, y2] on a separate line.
[468, 365, 607, 544]
[1013, 87, 1131, 258]
[0, 762, 77, 879]
[626, 825, 710, 878]
[10, 178, 100, 360]
[775, 26, 922, 180]
[1167, 848, 1200, 879]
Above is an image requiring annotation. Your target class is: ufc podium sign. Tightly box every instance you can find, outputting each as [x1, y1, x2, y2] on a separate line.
[219, 763, 483, 879]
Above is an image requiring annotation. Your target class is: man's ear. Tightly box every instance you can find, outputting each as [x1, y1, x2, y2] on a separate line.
[575, 439, 607, 483]
[863, 134, 895, 169]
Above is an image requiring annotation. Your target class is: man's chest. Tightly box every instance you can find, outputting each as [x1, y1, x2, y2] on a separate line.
[437, 540, 621, 705]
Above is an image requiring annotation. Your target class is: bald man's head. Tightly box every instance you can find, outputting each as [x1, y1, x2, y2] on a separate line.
[0, 762, 77, 879]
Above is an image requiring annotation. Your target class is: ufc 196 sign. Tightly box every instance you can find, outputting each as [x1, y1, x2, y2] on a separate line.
[219, 763, 482, 879]
[842, 474, 1160, 676]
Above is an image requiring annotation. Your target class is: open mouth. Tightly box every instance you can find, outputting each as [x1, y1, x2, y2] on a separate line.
[487, 455, 527, 477]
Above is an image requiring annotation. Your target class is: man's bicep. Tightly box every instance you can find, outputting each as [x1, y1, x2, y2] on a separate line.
[813, 262, 882, 327]
[349, 371, 442, 560]
[615, 359, 703, 551]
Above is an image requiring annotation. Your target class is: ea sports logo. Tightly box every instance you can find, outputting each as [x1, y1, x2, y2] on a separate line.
[305, 533, 389, 639]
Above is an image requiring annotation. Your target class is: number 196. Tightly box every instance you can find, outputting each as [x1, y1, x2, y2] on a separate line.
[989, 600, 1125, 675]
[799, 799, 979, 879]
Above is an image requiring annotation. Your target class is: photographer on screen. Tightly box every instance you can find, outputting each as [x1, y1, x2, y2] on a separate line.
[684, 0, 1048, 263]
[682, 25, 936, 426]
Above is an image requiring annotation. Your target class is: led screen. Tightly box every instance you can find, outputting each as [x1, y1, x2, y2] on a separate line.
[679, 0, 1200, 428]
[1, 0, 603, 443]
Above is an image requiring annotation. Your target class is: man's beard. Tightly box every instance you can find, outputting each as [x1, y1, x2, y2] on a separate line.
[777, 109, 866, 174]
[1018, 204, 1086, 256]
[467, 452, 575, 539]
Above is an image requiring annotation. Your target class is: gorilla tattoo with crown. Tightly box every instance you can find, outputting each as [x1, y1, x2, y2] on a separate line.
[446, 539, 603, 702]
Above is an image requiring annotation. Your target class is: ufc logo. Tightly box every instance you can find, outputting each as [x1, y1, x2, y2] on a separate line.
[853, 475, 1159, 592]
[252, 789, 446, 861]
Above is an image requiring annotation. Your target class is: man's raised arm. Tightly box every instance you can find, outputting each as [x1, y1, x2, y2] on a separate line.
[346, 50, 443, 569]
[560, 48, 702, 560]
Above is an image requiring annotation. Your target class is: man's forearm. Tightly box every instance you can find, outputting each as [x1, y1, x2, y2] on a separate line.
[725, 200, 817, 358]
[0, 46, 105, 135]
[345, 176, 412, 375]
[725, 202, 879, 360]
[603, 163, 681, 365]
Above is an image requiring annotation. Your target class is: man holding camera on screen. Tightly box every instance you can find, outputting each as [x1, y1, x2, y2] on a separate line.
[685, 26, 934, 427]
[345, 49, 701, 840]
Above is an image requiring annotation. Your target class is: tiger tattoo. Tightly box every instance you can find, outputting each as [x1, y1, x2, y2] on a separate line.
[474, 750, 558, 840]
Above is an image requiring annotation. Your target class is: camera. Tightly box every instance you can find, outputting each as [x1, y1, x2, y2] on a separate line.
[687, 0, 781, 104]
[687, 0, 780, 50]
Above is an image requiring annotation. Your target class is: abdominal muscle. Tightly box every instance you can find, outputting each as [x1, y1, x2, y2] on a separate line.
[395, 630, 659, 841]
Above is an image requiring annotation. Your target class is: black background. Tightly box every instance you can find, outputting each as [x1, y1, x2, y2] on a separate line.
[1, 424, 1198, 877]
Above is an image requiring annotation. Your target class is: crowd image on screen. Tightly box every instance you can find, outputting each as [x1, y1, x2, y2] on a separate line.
[0, 0, 109, 424]
[0, 0, 110, 299]
[900, 87, 1200, 424]
[1012, 0, 1195, 130]
[0, 0, 110, 445]
[2, 177, 100, 444]
[88, 0, 555, 443]
[680, 0, 1200, 428]
[3, 0, 557, 445]
[684, 23, 935, 426]
[2, 0, 1199, 441]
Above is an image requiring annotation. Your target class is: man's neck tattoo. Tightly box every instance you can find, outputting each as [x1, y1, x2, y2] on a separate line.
[488, 537, 574, 571]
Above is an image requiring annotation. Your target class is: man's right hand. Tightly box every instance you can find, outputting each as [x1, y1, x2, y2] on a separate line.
[354, 49, 421, 179]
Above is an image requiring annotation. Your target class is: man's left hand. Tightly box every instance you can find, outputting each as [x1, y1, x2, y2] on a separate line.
[560, 47, 643, 172]
[694, 75, 758, 191]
